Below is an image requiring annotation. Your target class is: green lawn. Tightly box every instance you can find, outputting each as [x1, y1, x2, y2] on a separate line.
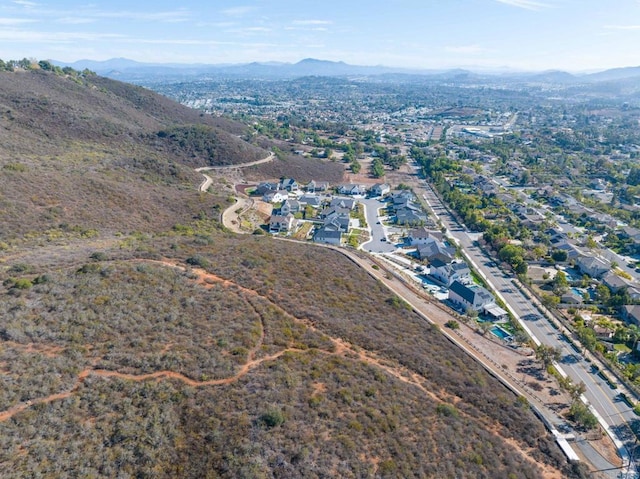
[614, 343, 632, 354]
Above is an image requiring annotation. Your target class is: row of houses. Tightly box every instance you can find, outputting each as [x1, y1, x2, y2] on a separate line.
[388, 191, 434, 226]
[260, 179, 391, 204]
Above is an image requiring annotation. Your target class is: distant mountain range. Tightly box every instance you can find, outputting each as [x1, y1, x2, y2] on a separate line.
[54, 57, 640, 84]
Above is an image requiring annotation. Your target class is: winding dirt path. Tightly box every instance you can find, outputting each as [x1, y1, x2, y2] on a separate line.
[194, 152, 275, 173]
[221, 196, 254, 233]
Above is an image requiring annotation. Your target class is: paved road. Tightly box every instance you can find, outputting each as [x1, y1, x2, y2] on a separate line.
[420, 181, 639, 478]
[360, 197, 397, 253]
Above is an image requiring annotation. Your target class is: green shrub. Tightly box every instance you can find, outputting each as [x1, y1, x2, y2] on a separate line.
[259, 409, 285, 428]
[186, 255, 210, 268]
[436, 403, 459, 418]
[12, 278, 33, 290]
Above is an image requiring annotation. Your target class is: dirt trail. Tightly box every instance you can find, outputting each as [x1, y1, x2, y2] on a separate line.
[194, 152, 275, 172]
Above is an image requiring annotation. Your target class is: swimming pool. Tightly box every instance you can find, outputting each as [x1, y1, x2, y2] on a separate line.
[490, 325, 513, 341]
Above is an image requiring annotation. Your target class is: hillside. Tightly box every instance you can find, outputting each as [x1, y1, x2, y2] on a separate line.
[0, 68, 324, 239]
[0, 68, 589, 478]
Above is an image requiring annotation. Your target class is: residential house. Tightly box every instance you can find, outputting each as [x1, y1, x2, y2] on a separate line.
[313, 227, 342, 245]
[279, 178, 299, 192]
[323, 214, 350, 233]
[602, 271, 630, 294]
[418, 238, 455, 264]
[431, 261, 471, 286]
[269, 214, 295, 234]
[406, 227, 444, 246]
[552, 240, 582, 261]
[622, 304, 640, 326]
[254, 182, 278, 196]
[561, 291, 584, 305]
[280, 199, 301, 216]
[448, 280, 495, 312]
[396, 207, 429, 226]
[329, 197, 357, 210]
[298, 194, 323, 208]
[370, 183, 391, 197]
[591, 325, 614, 340]
[618, 226, 640, 254]
[474, 176, 498, 196]
[391, 192, 415, 207]
[262, 190, 289, 203]
[590, 213, 617, 230]
[306, 180, 330, 193]
[337, 184, 367, 196]
[576, 255, 610, 279]
[628, 287, 640, 302]
[320, 206, 351, 221]
[620, 225, 640, 243]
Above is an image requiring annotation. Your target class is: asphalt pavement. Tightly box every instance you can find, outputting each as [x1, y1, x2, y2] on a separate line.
[360, 197, 398, 253]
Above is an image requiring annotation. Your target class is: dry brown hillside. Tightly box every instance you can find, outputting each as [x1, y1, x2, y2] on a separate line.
[0, 69, 341, 239]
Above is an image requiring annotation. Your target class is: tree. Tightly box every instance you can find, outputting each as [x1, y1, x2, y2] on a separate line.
[535, 344, 561, 369]
[552, 271, 569, 294]
[568, 400, 598, 430]
[595, 283, 611, 304]
[541, 293, 560, 309]
[479, 322, 492, 335]
[568, 381, 586, 400]
[38, 60, 53, 71]
[551, 249, 568, 262]
[514, 259, 528, 276]
[370, 158, 385, 178]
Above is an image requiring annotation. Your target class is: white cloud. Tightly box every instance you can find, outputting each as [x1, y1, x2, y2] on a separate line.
[604, 24, 640, 31]
[0, 17, 36, 25]
[131, 38, 282, 49]
[13, 0, 38, 7]
[0, 28, 125, 43]
[292, 20, 332, 26]
[220, 6, 256, 17]
[495, 0, 549, 10]
[92, 10, 191, 23]
[445, 44, 486, 54]
[56, 17, 95, 25]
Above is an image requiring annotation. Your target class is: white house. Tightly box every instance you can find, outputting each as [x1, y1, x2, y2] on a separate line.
[370, 183, 391, 197]
[431, 261, 471, 286]
[448, 280, 494, 312]
[280, 199, 302, 216]
[279, 178, 299, 192]
[262, 190, 289, 203]
[407, 227, 444, 246]
[306, 180, 330, 193]
[337, 184, 367, 196]
[269, 214, 295, 233]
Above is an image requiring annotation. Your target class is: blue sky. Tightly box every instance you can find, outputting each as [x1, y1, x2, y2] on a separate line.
[0, 0, 639, 71]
